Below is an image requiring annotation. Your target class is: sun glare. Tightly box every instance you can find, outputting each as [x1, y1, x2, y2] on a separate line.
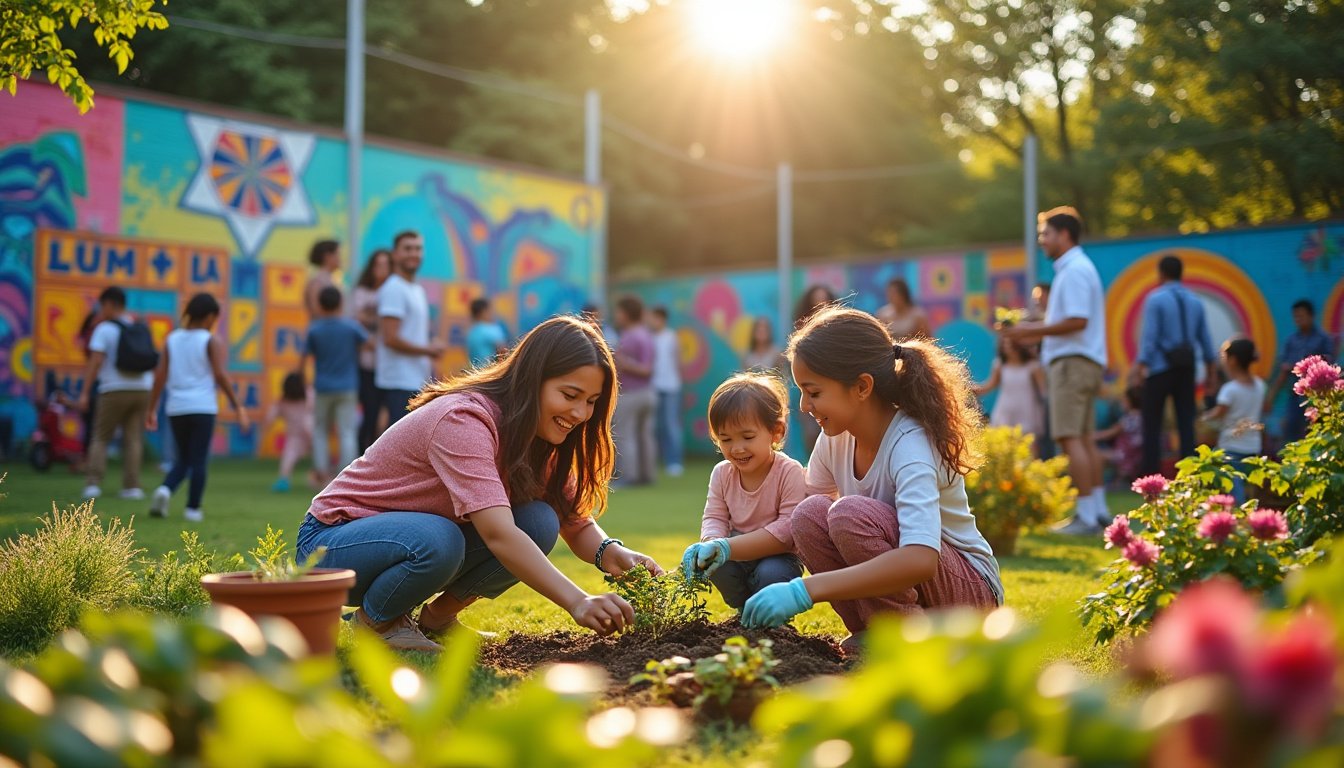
[688, 0, 793, 60]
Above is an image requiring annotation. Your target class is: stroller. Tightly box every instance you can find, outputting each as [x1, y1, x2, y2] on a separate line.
[30, 372, 86, 472]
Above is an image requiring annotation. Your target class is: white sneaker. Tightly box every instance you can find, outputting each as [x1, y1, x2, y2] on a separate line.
[666, 464, 685, 477]
[81, 485, 102, 499]
[119, 488, 145, 500]
[149, 486, 171, 518]
[184, 508, 204, 523]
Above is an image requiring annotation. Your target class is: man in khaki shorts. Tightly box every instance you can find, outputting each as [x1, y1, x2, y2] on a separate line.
[1002, 207, 1109, 533]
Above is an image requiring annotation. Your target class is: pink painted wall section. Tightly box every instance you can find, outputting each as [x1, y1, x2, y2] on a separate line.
[0, 85, 124, 231]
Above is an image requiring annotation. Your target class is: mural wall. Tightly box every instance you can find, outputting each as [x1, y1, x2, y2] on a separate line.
[0, 83, 605, 456]
[619, 223, 1344, 458]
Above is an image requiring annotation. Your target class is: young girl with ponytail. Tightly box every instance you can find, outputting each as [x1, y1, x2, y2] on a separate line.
[741, 307, 1004, 640]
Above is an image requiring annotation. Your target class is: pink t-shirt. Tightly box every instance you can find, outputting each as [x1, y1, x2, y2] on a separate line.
[308, 391, 595, 544]
[699, 451, 806, 548]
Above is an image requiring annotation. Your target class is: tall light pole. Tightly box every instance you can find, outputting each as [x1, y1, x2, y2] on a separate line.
[345, 0, 365, 272]
[777, 163, 793, 343]
[1022, 133, 1038, 294]
[584, 89, 605, 308]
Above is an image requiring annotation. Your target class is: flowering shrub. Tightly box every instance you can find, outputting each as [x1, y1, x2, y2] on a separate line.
[965, 426, 1075, 554]
[1080, 448, 1317, 643]
[1246, 354, 1344, 547]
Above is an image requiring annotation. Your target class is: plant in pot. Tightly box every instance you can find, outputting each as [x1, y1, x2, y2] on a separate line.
[633, 636, 780, 723]
[200, 525, 354, 655]
[965, 425, 1075, 556]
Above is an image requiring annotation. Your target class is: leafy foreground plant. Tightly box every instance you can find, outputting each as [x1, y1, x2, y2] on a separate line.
[607, 564, 711, 638]
[0, 607, 687, 767]
[1246, 354, 1344, 547]
[634, 636, 781, 721]
[965, 426, 1075, 554]
[133, 531, 243, 616]
[1080, 448, 1319, 643]
[0, 500, 140, 658]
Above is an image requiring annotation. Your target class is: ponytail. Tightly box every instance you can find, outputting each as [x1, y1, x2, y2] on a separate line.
[787, 306, 981, 475]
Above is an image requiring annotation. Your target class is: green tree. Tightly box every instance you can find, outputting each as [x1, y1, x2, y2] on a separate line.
[0, 0, 168, 112]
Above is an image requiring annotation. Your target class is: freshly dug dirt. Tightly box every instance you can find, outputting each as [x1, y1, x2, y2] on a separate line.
[479, 619, 848, 693]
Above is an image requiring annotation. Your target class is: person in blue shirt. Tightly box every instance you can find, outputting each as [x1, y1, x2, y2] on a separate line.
[1264, 299, 1336, 444]
[1133, 255, 1217, 476]
[466, 297, 509, 368]
[304, 287, 370, 481]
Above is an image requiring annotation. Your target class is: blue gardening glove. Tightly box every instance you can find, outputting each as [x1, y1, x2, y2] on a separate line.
[741, 577, 813, 629]
[680, 539, 731, 580]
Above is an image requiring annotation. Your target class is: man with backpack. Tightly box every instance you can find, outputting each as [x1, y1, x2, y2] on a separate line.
[1134, 254, 1217, 476]
[77, 287, 159, 500]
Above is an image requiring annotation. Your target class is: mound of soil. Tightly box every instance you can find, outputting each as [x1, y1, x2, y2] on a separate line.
[480, 619, 848, 692]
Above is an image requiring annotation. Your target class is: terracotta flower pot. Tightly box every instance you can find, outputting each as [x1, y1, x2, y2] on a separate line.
[201, 568, 355, 655]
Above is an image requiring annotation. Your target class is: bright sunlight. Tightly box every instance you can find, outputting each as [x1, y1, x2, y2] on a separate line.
[686, 0, 793, 60]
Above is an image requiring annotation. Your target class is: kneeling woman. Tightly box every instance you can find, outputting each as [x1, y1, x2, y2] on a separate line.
[297, 316, 662, 652]
[742, 307, 1004, 637]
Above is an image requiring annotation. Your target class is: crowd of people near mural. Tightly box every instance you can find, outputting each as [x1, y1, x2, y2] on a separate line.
[59, 205, 1339, 652]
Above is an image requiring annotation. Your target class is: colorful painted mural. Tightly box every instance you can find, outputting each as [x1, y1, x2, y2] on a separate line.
[619, 222, 1344, 458]
[0, 83, 605, 455]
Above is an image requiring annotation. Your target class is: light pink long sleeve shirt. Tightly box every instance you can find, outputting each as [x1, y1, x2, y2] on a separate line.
[699, 451, 806, 548]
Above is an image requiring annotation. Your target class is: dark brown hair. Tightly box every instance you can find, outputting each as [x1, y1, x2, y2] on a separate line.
[408, 316, 616, 522]
[1037, 206, 1083, 244]
[707, 371, 790, 451]
[793, 284, 837, 327]
[393, 230, 421, 248]
[281, 371, 306, 402]
[787, 307, 981, 475]
[308, 239, 339, 267]
[356, 249, 392, 289]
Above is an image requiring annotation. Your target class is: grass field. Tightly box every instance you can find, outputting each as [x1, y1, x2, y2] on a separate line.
[0, 456, 1128, 673]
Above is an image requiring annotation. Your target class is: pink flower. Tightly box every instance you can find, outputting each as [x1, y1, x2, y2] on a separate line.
[1305, 407, 1320, 423]
[1131, 474, 1169, 500]
[1147, 578, 1258, 679]
[1104, 515, 1134, 549]
[1242, 613, 1338, 736]
[1123, 538, 1161, 568]
[1197, 511, 1238, 544]
[1247, 508, 1288, 540]
[1291, 355, 1326, 377]
[1292, 359, 1342, 396]
[1205, 494, 1236, 511]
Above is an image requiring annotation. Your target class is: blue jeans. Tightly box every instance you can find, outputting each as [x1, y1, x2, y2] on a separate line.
[162, 414, 214, 509]
[709, 553, 803, 610]
[1225, 451, 1254, 504]
[379, 388, 418, 428]
[295, 501, 559, 623]
[655, 389, 683, 469]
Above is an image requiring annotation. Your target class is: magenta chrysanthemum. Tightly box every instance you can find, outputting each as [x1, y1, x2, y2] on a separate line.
[1104, 515, 1134, 549]
[1292, 359, 1342, 397]
[1123, 538, 1161, 568]
[1248, 508, 1289, 540]
[1197, 511, 1238, 543]
[1292, 355, 1326, 377]
[1132, 474, 1169, 500]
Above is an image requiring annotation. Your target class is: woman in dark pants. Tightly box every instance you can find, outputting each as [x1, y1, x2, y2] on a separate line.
[351, 249, 392, 453]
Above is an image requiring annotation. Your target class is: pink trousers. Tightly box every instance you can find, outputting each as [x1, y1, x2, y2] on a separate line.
[792, 494, 997, 634]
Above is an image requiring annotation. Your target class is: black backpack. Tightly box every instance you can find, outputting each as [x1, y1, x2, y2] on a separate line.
[113, 319, 160, 373]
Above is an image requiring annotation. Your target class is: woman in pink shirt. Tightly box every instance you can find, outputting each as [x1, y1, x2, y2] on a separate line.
[297, 316, 662, 653]
[680, 372, 807, 610]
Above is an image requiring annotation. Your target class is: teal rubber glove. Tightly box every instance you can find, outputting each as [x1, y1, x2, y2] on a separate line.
[741, 577, 813, 629]
[680, 539, 731, 580]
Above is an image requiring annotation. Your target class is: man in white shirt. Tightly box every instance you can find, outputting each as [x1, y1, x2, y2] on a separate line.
[1002, 207, 1109, 533]
[376, 230, 445, 428]
[76, 287, 154, 500]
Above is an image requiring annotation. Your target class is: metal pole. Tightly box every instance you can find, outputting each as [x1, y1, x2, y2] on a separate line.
[777, 163, 793, 344]
[1023, 133, 1038, 293]
[584, 89, 605, 308]
[345, 0, 365, 280]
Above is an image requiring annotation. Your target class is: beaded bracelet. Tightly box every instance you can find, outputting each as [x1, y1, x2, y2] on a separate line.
[594, 537, 623, 573]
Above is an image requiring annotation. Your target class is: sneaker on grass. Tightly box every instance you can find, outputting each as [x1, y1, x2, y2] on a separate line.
[119, 488, 145, 501]
[149, 486, 171, 518]
[184, 508, 203, 523]
[1051, 516, 1102, 536]
[354, 609, 443, 653]
[81, 484, 101, 499]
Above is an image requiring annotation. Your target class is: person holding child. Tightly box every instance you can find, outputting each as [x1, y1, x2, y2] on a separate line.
[680, 372, 807, 610]
[145, 293, 250, 522]
[738, 307, 1004, 642]
[304, 286, 370, 481]
[296, 316, 662, 653]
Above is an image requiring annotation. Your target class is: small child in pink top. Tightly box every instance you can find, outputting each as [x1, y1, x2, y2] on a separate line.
[681, 372, 806, 610]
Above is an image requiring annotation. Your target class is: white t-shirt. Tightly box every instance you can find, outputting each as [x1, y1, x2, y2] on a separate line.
[375, 274, 432, 391]
[651, 328, 681, 392]
[805, 411, 1004, 604]
[1215, 377, 1267, 455]
[1042, 246, 1108, 367]
[165, 328, 217, 416]
[88, 319, 153, 393]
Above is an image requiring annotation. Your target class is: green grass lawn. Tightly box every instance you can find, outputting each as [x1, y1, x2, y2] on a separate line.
[1, 457, 1126, 666]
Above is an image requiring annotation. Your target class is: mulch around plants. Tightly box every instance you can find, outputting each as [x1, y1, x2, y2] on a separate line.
[479, 618, 849, 694]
